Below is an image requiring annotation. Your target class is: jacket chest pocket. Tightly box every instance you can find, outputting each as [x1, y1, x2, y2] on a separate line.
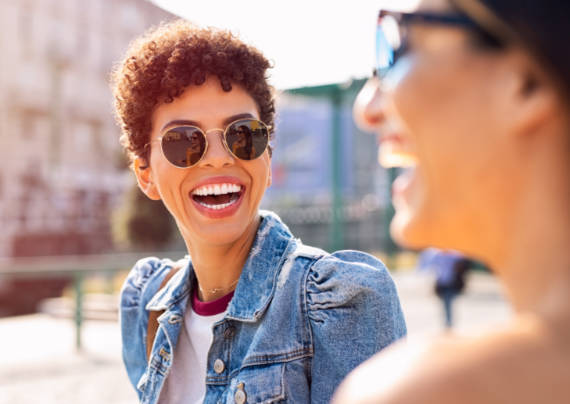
[226, 363, 285, 404]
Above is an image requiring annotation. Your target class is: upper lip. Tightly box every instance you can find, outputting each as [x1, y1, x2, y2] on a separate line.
[190, 176, 245, 196]
[378, 132, 405, 144]
[377, 131, 418, 168]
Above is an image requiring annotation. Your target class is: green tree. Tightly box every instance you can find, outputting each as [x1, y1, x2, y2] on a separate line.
[112, 182, 176, 250]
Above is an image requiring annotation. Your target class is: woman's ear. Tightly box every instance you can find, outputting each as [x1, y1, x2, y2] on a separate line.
[503, 50, 559, 136]
[133, 157, 161, 200]
[266, 153, 272, 188]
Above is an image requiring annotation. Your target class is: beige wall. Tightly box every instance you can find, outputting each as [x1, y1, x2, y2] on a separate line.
[0, 0, 175, 257]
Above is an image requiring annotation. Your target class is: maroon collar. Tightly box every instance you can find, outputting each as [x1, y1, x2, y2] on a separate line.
[192, 286, 234, 316]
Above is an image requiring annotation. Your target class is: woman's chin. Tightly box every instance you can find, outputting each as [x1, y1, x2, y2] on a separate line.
[390, 209, 429, 251]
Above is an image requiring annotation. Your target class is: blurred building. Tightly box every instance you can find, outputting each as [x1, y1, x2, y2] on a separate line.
[263, 83, 396, 253]
[0, 0, 396, 262]
[0, 0, 174, 259]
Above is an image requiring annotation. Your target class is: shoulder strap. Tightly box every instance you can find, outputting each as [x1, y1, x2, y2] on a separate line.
[146, 264, 183, 361]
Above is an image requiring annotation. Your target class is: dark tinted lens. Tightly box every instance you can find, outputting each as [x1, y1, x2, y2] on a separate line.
[161, 127, 206, 167]
[225, 119, 268, 160]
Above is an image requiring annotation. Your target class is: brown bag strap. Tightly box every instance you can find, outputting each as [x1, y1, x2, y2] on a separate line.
[146, 264, 183, 360]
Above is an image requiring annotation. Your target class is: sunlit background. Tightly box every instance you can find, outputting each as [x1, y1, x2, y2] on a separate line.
[0, 1, 507, 403]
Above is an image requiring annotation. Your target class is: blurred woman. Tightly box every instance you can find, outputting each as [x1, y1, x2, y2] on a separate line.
[111, 20, 406, 404]
[334, 0, 570, 402]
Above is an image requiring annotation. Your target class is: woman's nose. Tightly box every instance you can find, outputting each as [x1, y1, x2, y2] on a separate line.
[353, 76, 386, 132]
[197, 130, 235, 168]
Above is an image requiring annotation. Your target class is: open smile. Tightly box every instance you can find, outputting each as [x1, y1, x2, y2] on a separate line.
[190, 179, 245, 218]
[378, 132, 418, 168]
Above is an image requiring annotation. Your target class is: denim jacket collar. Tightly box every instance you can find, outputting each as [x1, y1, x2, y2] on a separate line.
[226, 211, 297, 322]
[145, 211, 297, 322]
[145, 260, 194, 312]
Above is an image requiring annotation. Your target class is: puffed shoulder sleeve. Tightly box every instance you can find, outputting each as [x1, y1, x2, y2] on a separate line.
[119, 257, 171, 394]
[306, 250, 406, 403]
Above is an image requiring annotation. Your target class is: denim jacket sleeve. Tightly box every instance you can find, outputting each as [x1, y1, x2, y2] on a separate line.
[306, 250, 407, 403]
[119, 257, 172, 396]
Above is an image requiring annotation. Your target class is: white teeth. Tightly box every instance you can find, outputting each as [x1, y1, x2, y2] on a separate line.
[197, 200, 236, 210]
[192, 182, 242, 210]
[192, 183, 242, 196]
[378, 146, 418, 169]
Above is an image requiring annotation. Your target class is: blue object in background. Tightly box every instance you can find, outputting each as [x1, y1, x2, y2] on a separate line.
[418, 248, 471, 328]
[265, 100, 354, 201]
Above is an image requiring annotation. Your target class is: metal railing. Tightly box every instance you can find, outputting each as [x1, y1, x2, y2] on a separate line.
[0, 251, 186, 350]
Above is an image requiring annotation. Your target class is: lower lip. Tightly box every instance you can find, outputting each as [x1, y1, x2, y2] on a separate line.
[190, 191, 245, 219]
[391, 168, 415, 207]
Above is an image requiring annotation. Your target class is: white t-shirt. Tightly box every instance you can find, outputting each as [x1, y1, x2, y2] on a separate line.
[158, 290, 232, 404]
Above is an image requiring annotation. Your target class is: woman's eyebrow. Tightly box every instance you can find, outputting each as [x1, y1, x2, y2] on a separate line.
[161, 113, 255, 132]
[161, 119, 201, 131]
[222, 113, 255, 125]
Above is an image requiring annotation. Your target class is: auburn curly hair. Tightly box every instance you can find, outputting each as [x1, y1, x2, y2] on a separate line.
[110, 19, 275, 166]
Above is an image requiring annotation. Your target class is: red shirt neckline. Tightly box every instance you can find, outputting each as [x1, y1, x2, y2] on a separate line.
[191, 285, 234, 316]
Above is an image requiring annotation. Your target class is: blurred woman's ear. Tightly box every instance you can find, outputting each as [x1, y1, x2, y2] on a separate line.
[500, 49, 560, 137]
[134, 157, 161, 201]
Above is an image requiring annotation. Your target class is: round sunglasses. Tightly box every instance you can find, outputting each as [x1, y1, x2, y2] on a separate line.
[375, 2, 514, 78]
[151, 118, 270, 168]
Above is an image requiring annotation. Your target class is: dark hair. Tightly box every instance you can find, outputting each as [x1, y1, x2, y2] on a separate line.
[473, 0, 570, 101]
[110, 19, 275, 166]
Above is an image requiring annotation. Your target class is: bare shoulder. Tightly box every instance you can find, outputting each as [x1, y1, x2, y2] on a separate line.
[333, 316, 570, 404]
[332, 335, 473, 404]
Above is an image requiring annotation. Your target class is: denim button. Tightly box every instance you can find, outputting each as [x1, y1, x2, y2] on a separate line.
[234, 382, 246, 404]
[213, 358, 225, 374]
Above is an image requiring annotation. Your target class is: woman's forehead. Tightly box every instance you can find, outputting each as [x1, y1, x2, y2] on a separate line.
[417, 0, 452, 12]
[379, 0, 450, 12]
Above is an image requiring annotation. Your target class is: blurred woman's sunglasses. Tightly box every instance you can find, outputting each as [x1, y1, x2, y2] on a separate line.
[150, 118, 270, 168]
[375, 0, 517, 78]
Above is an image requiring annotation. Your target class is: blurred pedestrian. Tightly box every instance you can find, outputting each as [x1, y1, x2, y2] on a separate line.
[334, 0, 570, 403]
[419, 249, 470, 329]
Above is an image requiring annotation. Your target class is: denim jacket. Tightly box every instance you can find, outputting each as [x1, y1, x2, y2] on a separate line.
[120, 210, 406, 404]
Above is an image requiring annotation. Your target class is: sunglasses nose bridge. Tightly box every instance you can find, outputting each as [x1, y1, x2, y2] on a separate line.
[204, 128, 230, 149]
[204, 127, 224, 135]
[198, 129, 235, 166]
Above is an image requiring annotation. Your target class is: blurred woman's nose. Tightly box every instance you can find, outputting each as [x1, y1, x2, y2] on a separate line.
[353, 76, 385, 132]
[198, 131, 234, 168]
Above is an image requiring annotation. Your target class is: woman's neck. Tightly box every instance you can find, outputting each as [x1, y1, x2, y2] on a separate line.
[500, 232, 570, 318]
[491, 139, 570, 320]
[183, 215, 261, 302]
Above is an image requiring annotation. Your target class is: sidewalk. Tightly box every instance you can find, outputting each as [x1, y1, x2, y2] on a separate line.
[395, 270, 512, 336]
[0, 315, 137, 404]
[0, 271, 511, 404]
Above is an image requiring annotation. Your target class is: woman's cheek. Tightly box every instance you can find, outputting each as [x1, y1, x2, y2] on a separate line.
[383, 56, 415, 95]
[385, 57, 427, 132]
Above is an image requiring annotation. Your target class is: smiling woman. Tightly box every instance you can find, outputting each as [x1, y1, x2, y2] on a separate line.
[334, 0, 570, 403]
[110, 20, 406, 404]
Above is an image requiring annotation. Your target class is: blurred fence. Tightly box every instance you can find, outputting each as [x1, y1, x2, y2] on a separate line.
[268, 196, 398, 254]
[0, 251, 185, 350]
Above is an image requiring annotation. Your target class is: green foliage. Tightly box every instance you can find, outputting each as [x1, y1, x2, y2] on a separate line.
[112, 182, 176, 250]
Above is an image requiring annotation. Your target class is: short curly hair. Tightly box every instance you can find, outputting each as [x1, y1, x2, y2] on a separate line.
[110, 19, 275, 166]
